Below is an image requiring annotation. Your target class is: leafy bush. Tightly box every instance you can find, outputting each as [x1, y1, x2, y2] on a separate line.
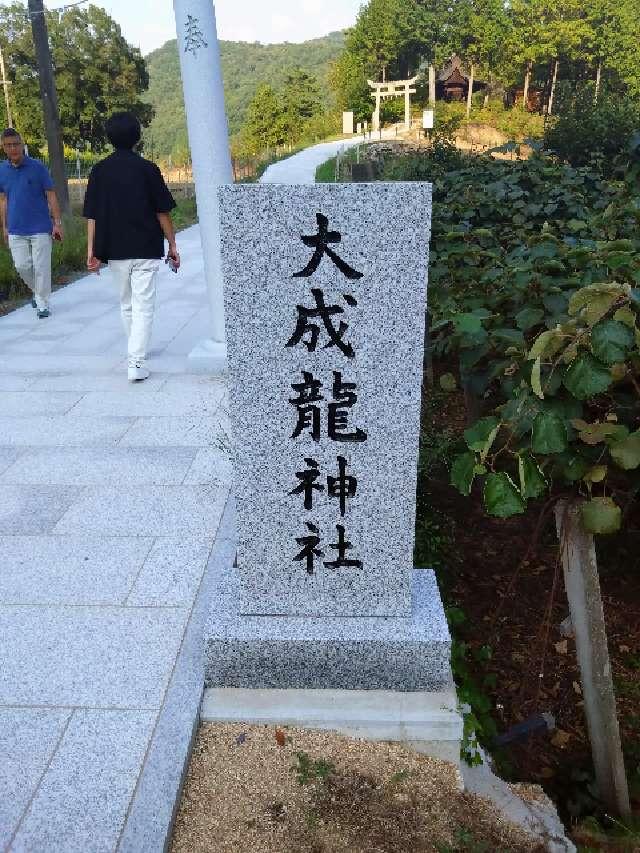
[381, 140, 465, 181]
[427, 149, 640, 532]
[433, 101, 466, 142]
[381, 141, 640, 532]
[380, 96, 406, 125]
[469, 99, 545, 142]
[544, 85, 640, 173]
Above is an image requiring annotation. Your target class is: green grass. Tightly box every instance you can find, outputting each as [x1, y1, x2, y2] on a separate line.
[315, 157, 337, 183]
[171, 196, 198, 230]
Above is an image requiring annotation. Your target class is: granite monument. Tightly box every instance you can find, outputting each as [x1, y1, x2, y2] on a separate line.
[205, 183, 458, 709]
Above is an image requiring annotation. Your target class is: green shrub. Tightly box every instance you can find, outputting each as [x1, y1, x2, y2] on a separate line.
[544, 85, 640, 173]
[469, 99, 545, 142]
[380, 96, 405, 125]
[433, 101, 466, 142]
[380, 140, 465, 181]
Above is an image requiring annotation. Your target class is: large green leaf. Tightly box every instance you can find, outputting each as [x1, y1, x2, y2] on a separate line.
[453, 313, 483, 334]
[569, 283, 627, 326]
[590, 320, 634, 365]
[464, 416, 500, 452]
[484, 473, 526, 518]
[518, 455, 547, 499]
[558, 453, 591, 482]
[528, 329, 564, 361]
[492, 328, 525, 346]
[439, 373, 457, 392]
[531, 356, 544, 399]
[450, 452, 477, 496]
[563, 354, 612, 400]
[581, 498, 621, 534]
[610, 430, 640, 470]
[516, 307, 545, 331]
[531, 412, 568, 454]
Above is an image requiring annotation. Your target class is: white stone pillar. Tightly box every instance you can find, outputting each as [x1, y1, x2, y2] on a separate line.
[173, 0, 232, 368]
[372, 89, 381, 132]
[404, 82, 411, 130]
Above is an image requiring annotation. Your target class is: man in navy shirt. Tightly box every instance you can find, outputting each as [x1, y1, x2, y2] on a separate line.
[0, 128, 63, 318]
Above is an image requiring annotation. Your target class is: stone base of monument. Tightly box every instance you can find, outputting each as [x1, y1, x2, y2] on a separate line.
[203, 557, 463, 764]
[201, 686, 461, 766]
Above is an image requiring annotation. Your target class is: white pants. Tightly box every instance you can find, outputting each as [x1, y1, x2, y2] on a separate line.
[108, 259, 161, 362]
[8, 233, 52, 311]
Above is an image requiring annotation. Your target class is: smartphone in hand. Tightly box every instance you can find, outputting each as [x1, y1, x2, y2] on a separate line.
[165, 253, 178, 274]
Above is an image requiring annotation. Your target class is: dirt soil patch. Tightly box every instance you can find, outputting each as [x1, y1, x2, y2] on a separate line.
[171, 723, 544, 853]
[420, 365, 640, 833]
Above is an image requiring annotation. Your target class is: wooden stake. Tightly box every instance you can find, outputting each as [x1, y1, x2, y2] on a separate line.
[555, 500, 630, 818]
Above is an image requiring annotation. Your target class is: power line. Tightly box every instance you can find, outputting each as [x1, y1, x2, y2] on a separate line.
[22, 0, 89, 17]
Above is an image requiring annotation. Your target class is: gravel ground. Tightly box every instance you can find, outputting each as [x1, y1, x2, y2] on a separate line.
[171, 723, 545, 853]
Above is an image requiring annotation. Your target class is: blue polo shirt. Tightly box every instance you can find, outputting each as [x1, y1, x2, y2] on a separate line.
[0, 156, 54, 236]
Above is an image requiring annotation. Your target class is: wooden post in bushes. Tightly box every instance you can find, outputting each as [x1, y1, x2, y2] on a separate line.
[555, 500, 630, 818]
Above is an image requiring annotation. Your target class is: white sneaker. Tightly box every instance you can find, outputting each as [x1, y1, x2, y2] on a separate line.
[128, 360, 150, 382]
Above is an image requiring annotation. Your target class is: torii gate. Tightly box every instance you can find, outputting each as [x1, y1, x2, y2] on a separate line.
[368, 76, 418, 132]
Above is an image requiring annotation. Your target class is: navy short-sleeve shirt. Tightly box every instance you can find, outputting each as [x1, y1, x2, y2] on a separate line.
[83, 149, 176, 262]
[0, 156, 54, 236]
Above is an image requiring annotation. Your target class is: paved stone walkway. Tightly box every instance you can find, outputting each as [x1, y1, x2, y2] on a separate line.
[259, 132, 395, 184]
[0, 224, 232, 852]
[0, 137, 381, 852]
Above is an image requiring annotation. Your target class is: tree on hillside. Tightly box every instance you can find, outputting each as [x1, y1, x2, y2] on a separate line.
[405, 0, 460, 102]
[0, 2, 151, 150]
[330, 51, 373, 123]
[345, 0, 414, 81]
[281, 67, 323, 130]
[241, 83, 288, 152]
[584, 0, 640, 100]
[453, 0, 513, 115]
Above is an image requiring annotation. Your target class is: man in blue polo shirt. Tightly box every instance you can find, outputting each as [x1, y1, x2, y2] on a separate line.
[0, 127, 63, 318]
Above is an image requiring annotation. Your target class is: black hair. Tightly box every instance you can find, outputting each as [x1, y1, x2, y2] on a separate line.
[105, 112, 141, 150]
[1, 128, 21, 141]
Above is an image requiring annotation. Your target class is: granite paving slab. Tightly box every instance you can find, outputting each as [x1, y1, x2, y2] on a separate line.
[119, 415, 231, 448]
[0, 338, 64, 355]
[0, 605, 189, 707]
[9, 710, 156, 853]
[0, 415, 135, 446]
[0, 391, 82, 416]
[0, 447, 24, 476]
[0, 375, 36, 391]
[54, 484, 229, 537]
[0, 447, 198, 486]
[183, 447, 234, 485]
[0, 354, 123, 372]
[0, 708, 71, 850]
[28, 374, 165, 392]
[0, 485, 79, 534]
[117, 529, 236, 853]
[0, 535, 154, 605]
[70, 388, 225, 417]
[126, 537, 213, 607]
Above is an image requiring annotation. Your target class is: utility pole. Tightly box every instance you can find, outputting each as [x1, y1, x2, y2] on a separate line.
[27, 0, 70, 215]
[0, 42, 13, 127]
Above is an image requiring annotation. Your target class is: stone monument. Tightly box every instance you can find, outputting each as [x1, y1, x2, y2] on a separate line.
[342, 111, 355, 135]
[203, 183, 461, 761]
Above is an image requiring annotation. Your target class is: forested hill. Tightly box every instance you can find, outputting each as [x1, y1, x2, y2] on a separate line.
[145, 31, 345, 157]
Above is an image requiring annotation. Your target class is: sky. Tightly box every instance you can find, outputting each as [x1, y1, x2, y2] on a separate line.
[49, 0, 363, 55]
